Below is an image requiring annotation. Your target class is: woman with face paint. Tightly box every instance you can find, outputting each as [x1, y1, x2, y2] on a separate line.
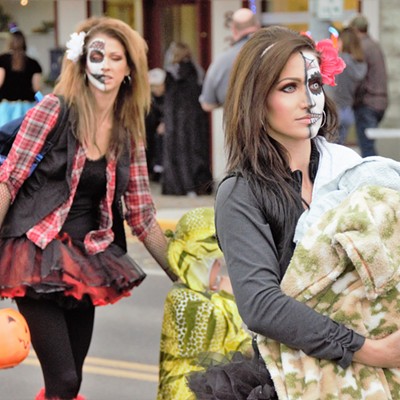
[0, 17, 177, 400]
[188, 26, 400, 399]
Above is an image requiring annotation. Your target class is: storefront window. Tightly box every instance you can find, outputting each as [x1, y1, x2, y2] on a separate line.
[260, 0, 359, 34]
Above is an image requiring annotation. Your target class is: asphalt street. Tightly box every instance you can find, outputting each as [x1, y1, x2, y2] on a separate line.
[0, 240, 172, 400]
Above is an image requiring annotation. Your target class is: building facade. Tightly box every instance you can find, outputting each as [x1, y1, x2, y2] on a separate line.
[0, 0, 399, 172]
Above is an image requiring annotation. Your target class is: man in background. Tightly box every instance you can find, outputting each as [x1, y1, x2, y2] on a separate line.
[350, 14, 388, 157]
[199, 8, 260, 112]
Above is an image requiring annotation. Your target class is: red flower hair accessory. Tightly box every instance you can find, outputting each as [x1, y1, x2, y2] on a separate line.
[315, 39, 346, 86]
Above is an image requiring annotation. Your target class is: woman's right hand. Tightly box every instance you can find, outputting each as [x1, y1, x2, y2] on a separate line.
[353, 329, 400, 368]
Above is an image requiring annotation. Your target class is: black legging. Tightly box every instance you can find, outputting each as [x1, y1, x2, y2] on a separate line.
[16, 297, 95, 400]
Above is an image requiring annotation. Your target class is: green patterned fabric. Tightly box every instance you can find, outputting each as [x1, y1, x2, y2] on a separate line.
[258, 185, 400, 400]
[157, 207, 252, 400]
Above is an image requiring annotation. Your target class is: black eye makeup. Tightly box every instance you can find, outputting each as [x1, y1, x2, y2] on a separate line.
[89, 50, 104, 63]
[281, 82, 297, 93]
[308, 71, 323, 95]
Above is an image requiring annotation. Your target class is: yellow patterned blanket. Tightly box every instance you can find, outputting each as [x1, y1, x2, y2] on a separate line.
[157, 207, 251, 400]
[258, 185, 400, 400]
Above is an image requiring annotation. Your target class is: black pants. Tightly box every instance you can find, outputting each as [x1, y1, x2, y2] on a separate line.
[16, 296, 95, 399]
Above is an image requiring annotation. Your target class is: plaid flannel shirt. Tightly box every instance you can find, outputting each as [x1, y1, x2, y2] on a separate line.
[0, 94, 156, 254]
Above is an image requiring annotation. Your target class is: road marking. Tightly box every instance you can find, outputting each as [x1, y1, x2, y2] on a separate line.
[23, 354, 159, 382]
[85, 356, 159, 372]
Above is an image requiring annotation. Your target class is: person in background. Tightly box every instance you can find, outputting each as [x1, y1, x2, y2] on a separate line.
[328, 27, 367, 145]
[162, 42, 213, 196]
[199, 8, 260, 112]
[0, 16, 176, 400]
[146, 67, 166, 182]
[188, 26, 400, 399]
[0, 27, 42, 125]
[349, 14, 388, 157]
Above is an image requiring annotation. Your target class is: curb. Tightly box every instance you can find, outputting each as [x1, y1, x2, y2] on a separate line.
[157, 218, 178, 232]
[156, 208, 194, 233]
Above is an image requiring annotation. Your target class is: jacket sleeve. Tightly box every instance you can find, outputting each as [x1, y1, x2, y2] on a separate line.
[124, 139, 157, 241]
[215, 176, 365, 369]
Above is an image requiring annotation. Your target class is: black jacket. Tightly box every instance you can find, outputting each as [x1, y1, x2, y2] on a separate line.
[0, 106, 131, 252]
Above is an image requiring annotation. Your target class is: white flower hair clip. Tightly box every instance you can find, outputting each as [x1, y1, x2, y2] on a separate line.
[66, 31, 86, 62]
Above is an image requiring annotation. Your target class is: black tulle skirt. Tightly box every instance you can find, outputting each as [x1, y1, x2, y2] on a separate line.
[187, 338, 277, 400]
[0, 232, 146, 308]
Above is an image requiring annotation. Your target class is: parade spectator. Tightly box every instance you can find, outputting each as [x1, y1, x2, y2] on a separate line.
[188, 26, 400, 398]
[350, 14, 388, 157]
[0, 28, 42, 125]
[0, 16, 176, 400]
[162, 42, 213, 196]
[146, 67, 166, 182]
[199, 8, 260, 112]
[329, 27, 367, 145]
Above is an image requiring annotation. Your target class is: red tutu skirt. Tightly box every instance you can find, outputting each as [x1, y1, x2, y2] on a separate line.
[0, 233, 146, 307]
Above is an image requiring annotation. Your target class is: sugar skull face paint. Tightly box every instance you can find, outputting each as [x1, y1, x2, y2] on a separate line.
[85, 35, 130, 93]
[266, 51, 325, 146]
[87, 38, 107, 91]
[299, 50, 325, 138]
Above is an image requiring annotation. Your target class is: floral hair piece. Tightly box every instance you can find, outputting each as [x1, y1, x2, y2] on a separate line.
[66, 31, 86, 62]
[315, 39, 346, 86]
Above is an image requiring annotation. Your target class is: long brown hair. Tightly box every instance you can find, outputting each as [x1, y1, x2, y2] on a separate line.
[224, 26, 337, 177]
[53, 17, 150, 158]
[223, 26, 339, 268]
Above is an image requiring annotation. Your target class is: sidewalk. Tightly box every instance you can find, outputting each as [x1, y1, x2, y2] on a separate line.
[149, 181, 215, 232]
[124, 182, 215, 274]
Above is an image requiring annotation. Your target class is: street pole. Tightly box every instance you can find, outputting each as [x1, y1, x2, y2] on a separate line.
[308, 0, 332, 41]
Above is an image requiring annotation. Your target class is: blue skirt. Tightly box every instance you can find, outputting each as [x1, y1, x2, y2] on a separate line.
[0, 100, 35, 126]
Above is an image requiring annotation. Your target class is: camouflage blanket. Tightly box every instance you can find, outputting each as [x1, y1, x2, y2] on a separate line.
[258, 184, 400, 400]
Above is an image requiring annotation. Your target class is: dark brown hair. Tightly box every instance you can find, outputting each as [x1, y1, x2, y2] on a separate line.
[223, 26, 339, 267]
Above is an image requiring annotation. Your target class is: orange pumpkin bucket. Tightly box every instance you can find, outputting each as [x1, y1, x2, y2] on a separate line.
[0, 308, 31, 369]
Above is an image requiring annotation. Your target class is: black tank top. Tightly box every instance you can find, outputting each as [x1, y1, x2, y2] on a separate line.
[62, 156, 107, 241]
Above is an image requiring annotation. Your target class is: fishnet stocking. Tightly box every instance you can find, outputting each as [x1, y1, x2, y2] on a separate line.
[0, 183, 11, 227]
[143, 221, 178, 282]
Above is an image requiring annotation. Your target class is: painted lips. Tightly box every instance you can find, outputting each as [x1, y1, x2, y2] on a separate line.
[92, 74, 107, 83]
[297, 113, 322, 125]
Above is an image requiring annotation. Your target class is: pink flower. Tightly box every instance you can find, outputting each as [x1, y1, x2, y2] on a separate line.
[316, 39, 346, 86]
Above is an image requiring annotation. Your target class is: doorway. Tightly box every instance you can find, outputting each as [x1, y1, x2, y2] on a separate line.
[142, 0, 211, 71]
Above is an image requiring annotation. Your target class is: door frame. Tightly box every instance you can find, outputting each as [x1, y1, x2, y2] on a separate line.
[142, 0, 211, 70]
